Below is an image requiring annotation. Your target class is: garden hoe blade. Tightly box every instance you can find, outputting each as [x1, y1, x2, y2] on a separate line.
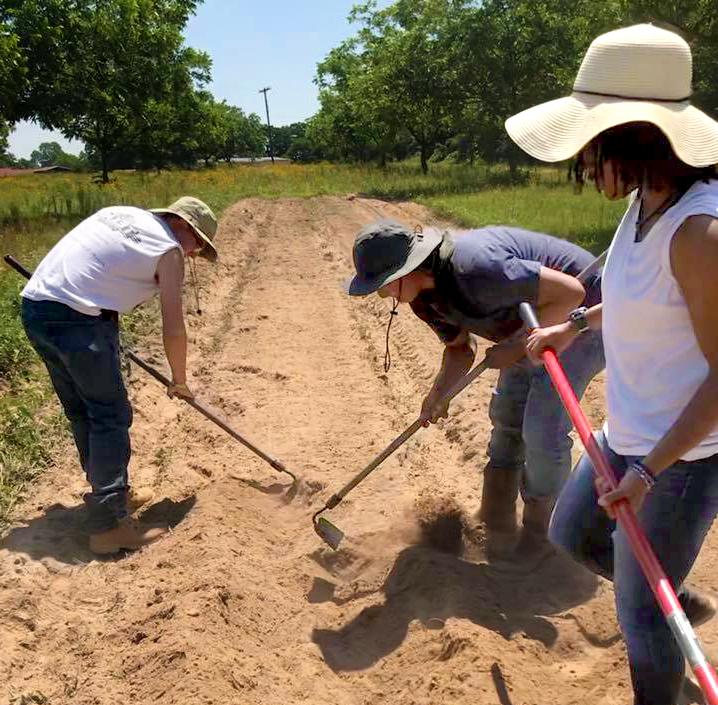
[312, 358, 490, 550]
[313, 510, 345, 550]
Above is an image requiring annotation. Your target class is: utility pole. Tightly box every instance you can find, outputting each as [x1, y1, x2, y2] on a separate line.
[259, 86, 275, 163]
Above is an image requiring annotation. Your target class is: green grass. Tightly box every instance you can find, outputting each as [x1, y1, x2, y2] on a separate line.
[422, 184, 626, 254]
[0, 160, 624, 524]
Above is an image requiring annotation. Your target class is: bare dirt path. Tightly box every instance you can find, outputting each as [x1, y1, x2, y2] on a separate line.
[1, 196, 716, 705]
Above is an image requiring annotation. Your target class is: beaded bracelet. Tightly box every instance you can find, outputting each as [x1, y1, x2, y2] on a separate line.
[629, 459, 656, 490]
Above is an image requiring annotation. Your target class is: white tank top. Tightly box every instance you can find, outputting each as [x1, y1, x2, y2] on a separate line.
[603, 180, 718, 460]
[22, 206, 181, 315]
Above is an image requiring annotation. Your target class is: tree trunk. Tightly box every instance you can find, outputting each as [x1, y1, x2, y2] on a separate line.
[420, 144, 429, 175]
[508, 156, 518, 181]
[101, 151, 110, 184]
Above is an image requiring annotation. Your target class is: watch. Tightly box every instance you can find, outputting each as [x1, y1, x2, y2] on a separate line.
[568, 306, 589, 334]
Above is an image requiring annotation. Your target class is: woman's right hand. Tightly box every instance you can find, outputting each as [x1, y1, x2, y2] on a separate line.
[526, 321, 578, 364]
[420, 390, 450, 427]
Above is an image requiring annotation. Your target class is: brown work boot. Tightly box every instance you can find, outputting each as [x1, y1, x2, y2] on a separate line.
[83, 487, 154, 515]
[507, 497, 556, 570]
[478, 466, 521, 560]
[680, 587, 717, 628]
[89, 517, 167, 555]
[127, 486, 154, 514]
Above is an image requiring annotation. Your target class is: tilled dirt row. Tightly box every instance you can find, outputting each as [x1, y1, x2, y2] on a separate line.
[1, 196, 716, 705]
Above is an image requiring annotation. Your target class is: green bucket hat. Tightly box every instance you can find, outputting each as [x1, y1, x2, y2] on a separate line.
[345, 220, 442, 296]
[151, 196, 218, 262]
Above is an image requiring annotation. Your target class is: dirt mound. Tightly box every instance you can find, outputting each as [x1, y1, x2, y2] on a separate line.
[2, 195, 716, 705]
[413, 491, 465, 555]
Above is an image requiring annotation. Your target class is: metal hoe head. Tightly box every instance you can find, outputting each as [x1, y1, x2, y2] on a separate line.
[313, 512, 344, 550]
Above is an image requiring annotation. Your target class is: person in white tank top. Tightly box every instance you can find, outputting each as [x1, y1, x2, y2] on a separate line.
[20, 196, 218, 556]
[506, 25, 718, 705]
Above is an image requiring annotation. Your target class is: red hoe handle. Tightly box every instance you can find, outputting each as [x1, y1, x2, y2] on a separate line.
[519, 302, 718, 704]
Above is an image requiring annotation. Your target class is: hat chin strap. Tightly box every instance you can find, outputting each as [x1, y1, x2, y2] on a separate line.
[188, 256, 202, 315]
[383, 279, 401, 373]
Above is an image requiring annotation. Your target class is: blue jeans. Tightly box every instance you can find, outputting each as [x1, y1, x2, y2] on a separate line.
[487, 329, 605, 500]
[21, 299, 132, 532]
[550, 432, 718, 705]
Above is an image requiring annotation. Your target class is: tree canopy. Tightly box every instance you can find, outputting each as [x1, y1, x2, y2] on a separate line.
[0, 0, 266, 180]
[309, 0, 714, 172]
[2, 1, 715, 177]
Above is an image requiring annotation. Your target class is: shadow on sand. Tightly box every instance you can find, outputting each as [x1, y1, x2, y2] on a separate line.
[0, 495, 196, 564]
[312, 543, 599, 672]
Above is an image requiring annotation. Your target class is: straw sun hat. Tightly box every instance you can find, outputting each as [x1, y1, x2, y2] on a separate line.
[151, 196, 218, 262]
[505, 24, 718, 168]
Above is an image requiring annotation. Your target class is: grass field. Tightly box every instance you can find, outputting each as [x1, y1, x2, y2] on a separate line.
[0, 160, 625, 523]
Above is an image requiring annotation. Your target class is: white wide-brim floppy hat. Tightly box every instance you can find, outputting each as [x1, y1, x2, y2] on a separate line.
[506, 24, 718, 168]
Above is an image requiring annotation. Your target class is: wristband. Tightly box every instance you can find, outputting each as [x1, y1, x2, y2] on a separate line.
[629, 459, 655, 490]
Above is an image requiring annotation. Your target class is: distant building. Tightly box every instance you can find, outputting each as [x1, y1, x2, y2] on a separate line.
[33, 165, 72, 173]
[229, 157, 292, 164]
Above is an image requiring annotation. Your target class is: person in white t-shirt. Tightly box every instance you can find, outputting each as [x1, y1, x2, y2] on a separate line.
[506, 26, 718, 704]
[21, 196, 218, 555]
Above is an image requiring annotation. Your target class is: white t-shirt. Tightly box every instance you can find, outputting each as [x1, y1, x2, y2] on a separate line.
[22, 206, 181, 315]
[603, 180, 718, 460]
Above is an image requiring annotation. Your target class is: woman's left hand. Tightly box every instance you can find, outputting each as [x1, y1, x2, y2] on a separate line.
[597, 469, 649, 518]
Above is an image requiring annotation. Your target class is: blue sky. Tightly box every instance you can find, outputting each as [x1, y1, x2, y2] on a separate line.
[8, 0, 391, 158]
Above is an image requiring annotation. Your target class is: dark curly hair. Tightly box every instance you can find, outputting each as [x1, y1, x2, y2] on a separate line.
[572, 122, 717, 193]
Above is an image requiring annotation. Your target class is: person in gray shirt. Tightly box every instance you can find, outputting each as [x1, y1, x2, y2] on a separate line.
[345, 220, 604, 567]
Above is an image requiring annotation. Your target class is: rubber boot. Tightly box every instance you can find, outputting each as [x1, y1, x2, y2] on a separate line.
[478, 465, 521, 560]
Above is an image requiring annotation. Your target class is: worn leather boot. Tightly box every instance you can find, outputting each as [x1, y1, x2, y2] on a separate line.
[509, 497, 556, 570]
[127, 486, 154, 514]
[89, 517, 167, 555]
[478, 466, 521, 559]
[83, 486, 153, 515]
[680, 586, 717, 628]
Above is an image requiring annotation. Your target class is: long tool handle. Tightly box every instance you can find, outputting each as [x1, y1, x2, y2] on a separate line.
[4, 254, 294, 481]
[127, 352, 293, 479]
[324, 358, 489, 510]
[520, 302, 718, 704]
[4, 254, 31, 279]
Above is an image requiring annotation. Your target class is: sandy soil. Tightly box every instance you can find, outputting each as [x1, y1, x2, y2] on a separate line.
[1, 196, 716, 705]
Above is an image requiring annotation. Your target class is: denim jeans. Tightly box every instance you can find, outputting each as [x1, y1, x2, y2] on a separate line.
[487, 328, 605, 500]
[21, 298, 132, 532]
[550, 432, 718, 705]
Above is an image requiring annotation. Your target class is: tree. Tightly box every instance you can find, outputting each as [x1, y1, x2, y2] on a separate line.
[217, 106, 264, 163]
[0, 12, 25, 113]
[271, 122, 309, 157]
[127, 47, 213, 172]
[29, 141, 64, 167]
[0, 150, 16, 167]
[460, 0, 624, 177]
[4, 0, 210, 182]
[315, 1, 472, 173]
[29, 141, 87, 169]
[0, 10, 27, 159]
